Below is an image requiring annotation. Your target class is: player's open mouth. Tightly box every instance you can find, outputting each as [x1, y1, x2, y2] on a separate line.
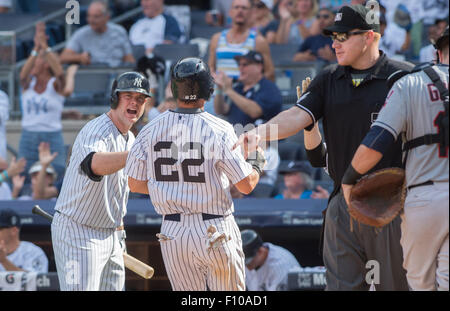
[127, 109, 137, 115]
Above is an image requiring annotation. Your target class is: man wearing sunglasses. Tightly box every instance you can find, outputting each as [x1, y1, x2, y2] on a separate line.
[293, 7, 336, 64]
[234, 4, 413, 290]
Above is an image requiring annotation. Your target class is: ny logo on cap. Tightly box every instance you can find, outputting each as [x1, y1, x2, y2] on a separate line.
[335, 13, 342, 21]
[133, 78, 143, 88]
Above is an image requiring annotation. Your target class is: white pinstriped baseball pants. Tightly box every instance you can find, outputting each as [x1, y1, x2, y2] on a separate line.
[159, 213, 246, 291]
[51, 212, 126, 291]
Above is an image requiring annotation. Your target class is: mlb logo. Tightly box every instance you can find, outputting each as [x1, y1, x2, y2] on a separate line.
[335, 13, 342, 21]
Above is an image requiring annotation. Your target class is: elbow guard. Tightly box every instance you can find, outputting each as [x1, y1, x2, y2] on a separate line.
[80, 152, 103, 182]
[361, 126, 396, 155]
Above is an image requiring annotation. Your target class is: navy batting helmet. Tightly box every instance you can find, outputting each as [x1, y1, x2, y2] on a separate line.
[110, 71, 152, 109]
[170, 57, 214, 102]
[241, 229, 263, 265]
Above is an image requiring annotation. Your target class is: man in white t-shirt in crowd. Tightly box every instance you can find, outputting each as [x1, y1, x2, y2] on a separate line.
[60, 1, 135, 67]
[0, 209, 48, 273]
[129, 0, 182, 55]
[242, 229, 301, 291]
[379, 13, 410, 60]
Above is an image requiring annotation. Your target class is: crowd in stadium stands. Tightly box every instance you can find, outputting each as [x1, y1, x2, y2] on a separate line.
[0, 0, 449, 203]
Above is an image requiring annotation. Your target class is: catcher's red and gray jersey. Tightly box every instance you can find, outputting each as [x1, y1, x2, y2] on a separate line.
[373, 64, 449, 187]
[125, 110, 253, 215]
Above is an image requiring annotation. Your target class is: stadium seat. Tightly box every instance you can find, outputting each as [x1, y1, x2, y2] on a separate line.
[278, 141, 305, 161]
[153, 43, 200, 63]
[270, 44, 299, 66]
[190, 25, 226, 40]
[131, 44, 146, 61]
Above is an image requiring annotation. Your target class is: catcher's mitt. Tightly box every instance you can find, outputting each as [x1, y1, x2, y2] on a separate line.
[348, 167, 406, 228]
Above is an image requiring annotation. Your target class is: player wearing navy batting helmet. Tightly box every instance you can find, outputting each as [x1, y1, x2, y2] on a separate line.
[125, 57, 266, 291]
[51, 71, 151, 291]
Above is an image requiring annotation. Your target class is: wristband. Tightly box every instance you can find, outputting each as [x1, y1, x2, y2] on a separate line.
[3, 170, 8, 179]
[216, 88, 223, 95]
[45, 47, 52, 53]
[0, 173, 3, 183]
[341, 164, 364, 185]
[30, 50, 38, 57]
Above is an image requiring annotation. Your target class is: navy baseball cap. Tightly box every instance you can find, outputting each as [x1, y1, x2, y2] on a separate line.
[278, 161, 313, 176]
[234, 51, 264, 65]
[0, 209, 21, 228]
[323, 5, 381, 36]
[241, 229, 263, 265]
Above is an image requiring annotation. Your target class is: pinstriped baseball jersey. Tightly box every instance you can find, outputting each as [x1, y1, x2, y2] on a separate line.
[125, 109, 253, 215]
[55, 113, 135, 228]
[245, 243, 301, 291]
[373, 64, 449, 187]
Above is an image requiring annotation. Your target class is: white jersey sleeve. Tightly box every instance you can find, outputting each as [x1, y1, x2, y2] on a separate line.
[125, 129, 148, 181]
[216, 125, 253, 185]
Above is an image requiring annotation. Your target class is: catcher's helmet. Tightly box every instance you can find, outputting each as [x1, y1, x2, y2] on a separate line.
[241, 229, 263, 265]
[170, 57, 214, 102]
[110, 71, 152, 109]
[433, 26, 449, 51]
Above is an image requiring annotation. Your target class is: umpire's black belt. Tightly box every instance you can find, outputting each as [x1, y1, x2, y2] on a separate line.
[407, 180, 434, 191]
[164, 213, 224, 222]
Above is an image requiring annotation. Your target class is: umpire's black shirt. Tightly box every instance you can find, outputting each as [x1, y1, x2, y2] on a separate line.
[296, 51, 413, 196]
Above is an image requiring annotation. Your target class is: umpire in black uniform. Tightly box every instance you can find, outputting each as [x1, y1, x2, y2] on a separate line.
[235, 5, 412, 290]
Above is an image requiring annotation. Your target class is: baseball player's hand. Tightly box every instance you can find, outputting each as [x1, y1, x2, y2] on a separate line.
[38, 142, 58, 167]
[342, 184, 353, 207]
[233, 132, 261, 160]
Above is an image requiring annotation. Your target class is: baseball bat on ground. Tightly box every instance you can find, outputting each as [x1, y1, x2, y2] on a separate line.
[32, 205, 154, 279]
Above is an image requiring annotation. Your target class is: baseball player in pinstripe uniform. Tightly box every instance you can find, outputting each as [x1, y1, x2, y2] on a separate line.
[51, 72, 151, 291]
[124, 57, 266, 291]
[241, 229, 301, 291]
[342, 28, 449, 290]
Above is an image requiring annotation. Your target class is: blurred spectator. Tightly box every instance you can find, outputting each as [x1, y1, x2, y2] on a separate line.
[420, 18, 449, 63]
[129, 0, 182, 55]
[60, 1, 135, 67]
[0, 209, 49, 272]
[251, 0, 277, 44]
[16, 0, 39, 13]
[241, 229, 301, 291]
[12, 142, 59, 200]
[208, 0, 275, 82]
[274, 0, 320, 45]
[18, 22, 77, 187]
[0, 0, 11, 13]
[379, 12, 410, 59]
[0, 157, 26, 200]
[146, 83, 176, 122]
[206, 0, 233, 27]
[318, 0, 351, 11]
[214, 51, 281, 127]
[0, 88, 8, 160]
[274, 160, 329, 199]
[293, 7, 336, 63]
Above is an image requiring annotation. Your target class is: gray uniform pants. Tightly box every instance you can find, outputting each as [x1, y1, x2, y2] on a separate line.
[323, 191, 409, 291]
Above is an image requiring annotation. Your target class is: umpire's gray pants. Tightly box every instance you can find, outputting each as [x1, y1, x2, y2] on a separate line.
[323, 190, 409, 291]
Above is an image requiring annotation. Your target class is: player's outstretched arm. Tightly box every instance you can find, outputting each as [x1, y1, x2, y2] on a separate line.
[234, 170, 260, 195]
[128, 177, 149, 194]
[91, 151, 129, 176]
[234, 107, 313, 158]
